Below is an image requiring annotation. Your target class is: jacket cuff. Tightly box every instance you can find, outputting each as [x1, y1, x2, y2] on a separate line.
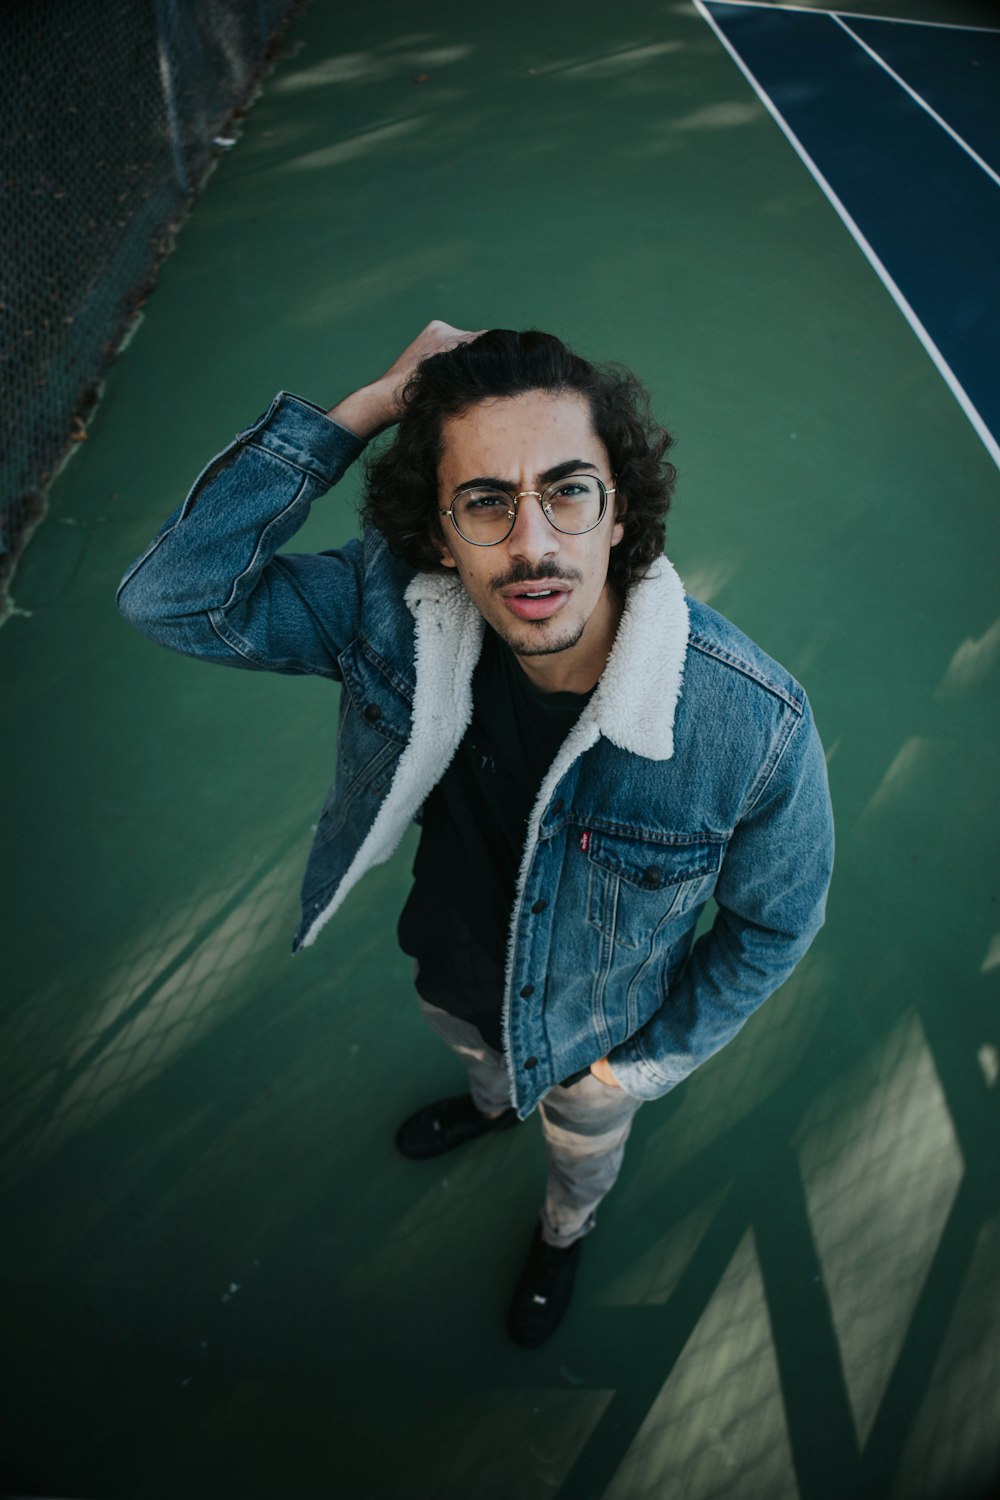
[606, 1035, 685, 1102]
[235, 391, 366, 487]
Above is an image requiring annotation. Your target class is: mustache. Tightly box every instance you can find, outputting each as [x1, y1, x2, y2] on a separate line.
[489, 562, 582, 591]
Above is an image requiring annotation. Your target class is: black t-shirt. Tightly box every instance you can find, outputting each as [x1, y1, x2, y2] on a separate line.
[397, 629, 594, 1051]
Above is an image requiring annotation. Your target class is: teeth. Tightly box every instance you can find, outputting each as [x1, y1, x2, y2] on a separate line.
[524, 590, 552, 598]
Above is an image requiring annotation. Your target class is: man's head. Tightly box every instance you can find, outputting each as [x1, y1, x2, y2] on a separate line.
[363, 329, 676, 600]
[431, 386, 624, 666]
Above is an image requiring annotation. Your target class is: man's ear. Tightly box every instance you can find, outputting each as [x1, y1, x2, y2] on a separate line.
[436, 535, 458, 569]
[428, 507, 459, 568]
[610, 491, 626, 549]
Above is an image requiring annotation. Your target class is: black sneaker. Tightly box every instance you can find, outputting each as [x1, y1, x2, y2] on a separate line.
[507, 1224, 583, 1348]
[395, 1092, 519, 1159]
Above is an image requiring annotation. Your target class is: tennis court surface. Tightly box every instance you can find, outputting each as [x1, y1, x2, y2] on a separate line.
[1, 1, 998, 1497]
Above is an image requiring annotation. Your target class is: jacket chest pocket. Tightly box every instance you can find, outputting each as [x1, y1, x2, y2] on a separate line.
[585, 831, 724, 950]
[336, 645, 410, 795]
[337, 694, 404, 794]
[314, 693, 406, 850]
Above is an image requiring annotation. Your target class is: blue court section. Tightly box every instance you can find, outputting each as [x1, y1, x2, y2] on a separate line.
[702, 3, 1000, 466]
[850, 16, 1000, 172]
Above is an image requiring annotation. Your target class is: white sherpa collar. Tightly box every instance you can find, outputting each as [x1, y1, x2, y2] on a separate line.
[586, 554, 689, 760]
[405, 553, 689, 761]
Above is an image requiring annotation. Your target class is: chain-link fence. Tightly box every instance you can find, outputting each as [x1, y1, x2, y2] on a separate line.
[0, 0, 302, 619]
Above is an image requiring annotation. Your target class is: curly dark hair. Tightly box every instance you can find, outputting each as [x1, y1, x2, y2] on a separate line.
[361, 329, 676, 598]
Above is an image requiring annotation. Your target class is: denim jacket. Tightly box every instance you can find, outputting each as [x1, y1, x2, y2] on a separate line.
[118, 392, 834, 1117]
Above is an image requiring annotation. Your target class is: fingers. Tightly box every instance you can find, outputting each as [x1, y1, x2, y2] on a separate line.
[589, 1057, 622, 1088]
[384, 321, 486, 382]
[440, 323, 487, 345]
[367, 322, 489, 429]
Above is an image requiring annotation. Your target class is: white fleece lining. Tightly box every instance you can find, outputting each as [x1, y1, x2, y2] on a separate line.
[299, 555, 690, 957]
[499, 713, 601, 1097]
[299, 572, 483, 949]
[587, 554, 689, 762]
[498, 556, 690, 1098]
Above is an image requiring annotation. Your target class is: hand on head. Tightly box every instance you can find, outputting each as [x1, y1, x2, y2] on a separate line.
[327, 320, 485, 439]
[378, 320, 486, 415]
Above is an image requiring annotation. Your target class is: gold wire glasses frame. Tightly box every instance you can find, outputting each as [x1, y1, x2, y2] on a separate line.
[439, 474, 616, 547]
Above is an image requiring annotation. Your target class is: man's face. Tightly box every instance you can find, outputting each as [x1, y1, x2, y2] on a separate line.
[436, 391, 624, 673]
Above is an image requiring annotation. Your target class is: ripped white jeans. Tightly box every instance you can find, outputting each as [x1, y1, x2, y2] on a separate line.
[417, 995, 644, 1248]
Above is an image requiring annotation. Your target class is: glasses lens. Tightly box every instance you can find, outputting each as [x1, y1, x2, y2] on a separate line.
[542, 475, 605, 534]
[452, 488, 513, 544]
[449, 475, 608, 544]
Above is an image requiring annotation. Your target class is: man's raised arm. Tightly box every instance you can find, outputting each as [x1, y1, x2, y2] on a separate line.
[115, 321, 481, 676]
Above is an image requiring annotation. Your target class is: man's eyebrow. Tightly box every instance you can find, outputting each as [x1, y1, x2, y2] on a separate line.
[540, 459, 598, 485]
[452, 459, 598, 496]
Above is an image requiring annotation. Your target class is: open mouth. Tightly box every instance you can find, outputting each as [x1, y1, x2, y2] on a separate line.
[501, 586, 571, 621]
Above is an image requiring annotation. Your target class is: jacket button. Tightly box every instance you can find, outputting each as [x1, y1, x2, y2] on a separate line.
[524, 1056, 538, 1070]
[551, 798, 564, 815]
[531, 898, 548, 914]
[363, 703, 382, 723]
[520, 984, 535, 998]
[642, 865, 660, 887]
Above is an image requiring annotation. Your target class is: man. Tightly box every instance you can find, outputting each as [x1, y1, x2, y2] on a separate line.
[118, 322, 834, 1347]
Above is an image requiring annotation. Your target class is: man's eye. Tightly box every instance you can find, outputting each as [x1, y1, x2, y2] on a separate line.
[465, 492, 506, 511]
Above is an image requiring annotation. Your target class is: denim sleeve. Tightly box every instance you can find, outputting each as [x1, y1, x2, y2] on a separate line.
[116, 391, 368, 678]
[607, 697, 834, 1102]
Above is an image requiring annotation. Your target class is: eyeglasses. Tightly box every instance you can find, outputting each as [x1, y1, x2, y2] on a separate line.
[440, 474, 615, 547]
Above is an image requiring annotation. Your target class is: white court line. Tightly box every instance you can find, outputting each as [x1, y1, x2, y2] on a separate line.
[832, 15, 1000, 189]
[701, 0, 1000, 35]
[692, 0, 1000, 471]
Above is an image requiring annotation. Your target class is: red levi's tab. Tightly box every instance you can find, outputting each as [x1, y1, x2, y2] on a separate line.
[579, 830, 591, 853]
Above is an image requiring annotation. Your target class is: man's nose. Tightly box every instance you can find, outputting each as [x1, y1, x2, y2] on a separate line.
[506, 493, 559, 563]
